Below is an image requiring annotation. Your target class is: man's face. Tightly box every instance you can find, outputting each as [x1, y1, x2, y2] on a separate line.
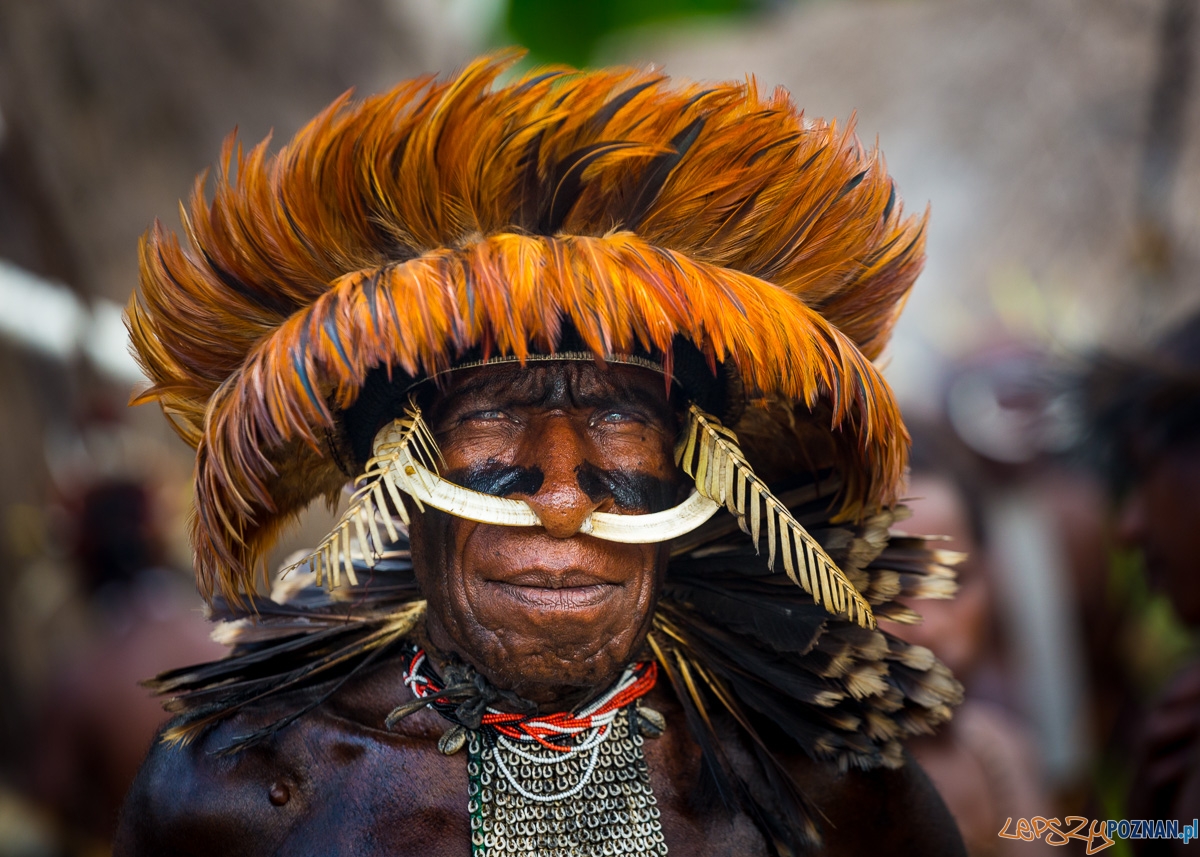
[407, 361, 682, 706]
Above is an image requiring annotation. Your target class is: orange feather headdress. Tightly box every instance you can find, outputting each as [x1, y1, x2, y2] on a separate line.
[129, 51, 926, 605]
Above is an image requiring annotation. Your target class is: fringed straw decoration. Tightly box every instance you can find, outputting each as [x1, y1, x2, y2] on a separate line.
[300, 401, 439, 587]
[677, 404, 875, 629]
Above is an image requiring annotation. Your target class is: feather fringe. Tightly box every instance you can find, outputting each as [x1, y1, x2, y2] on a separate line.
[286, 401, 439, 588]
[129, 53, 922, 604]
[155, 600, 425, 749]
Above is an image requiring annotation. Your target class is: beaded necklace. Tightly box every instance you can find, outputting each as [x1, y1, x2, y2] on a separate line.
[403, 649, 669, 856]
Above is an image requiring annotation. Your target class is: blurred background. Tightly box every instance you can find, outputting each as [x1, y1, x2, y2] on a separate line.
[0, 0, 1196, 854]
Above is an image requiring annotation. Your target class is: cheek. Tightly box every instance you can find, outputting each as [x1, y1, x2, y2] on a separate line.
[606, 433, 678, 477]
[409, 512, 473, 627]
[439, 429, 520, 471]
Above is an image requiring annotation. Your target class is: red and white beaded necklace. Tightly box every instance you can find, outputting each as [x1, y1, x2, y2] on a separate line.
[403, 648, 658, 801]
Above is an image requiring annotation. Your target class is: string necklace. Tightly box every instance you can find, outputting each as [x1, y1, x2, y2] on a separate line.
[402, 648, 669, 856]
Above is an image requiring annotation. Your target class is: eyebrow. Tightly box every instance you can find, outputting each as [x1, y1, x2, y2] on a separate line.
[435, 366, 675, 418]
[566, 379, 668, 412]
[435, 371, 507, 404]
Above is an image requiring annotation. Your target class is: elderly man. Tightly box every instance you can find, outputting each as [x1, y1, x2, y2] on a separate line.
[115, 54, 965, 856]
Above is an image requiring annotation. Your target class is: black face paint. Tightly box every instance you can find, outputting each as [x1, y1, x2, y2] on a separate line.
[448, 461, 545, 497]
[575, 461, 678, 514]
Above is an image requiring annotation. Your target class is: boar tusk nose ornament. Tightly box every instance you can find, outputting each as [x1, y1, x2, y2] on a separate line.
[352, 407, 724, 540]
[579, 490, 721, 540]
[382, 451, 723, 541]
[291, 397, 874, 629]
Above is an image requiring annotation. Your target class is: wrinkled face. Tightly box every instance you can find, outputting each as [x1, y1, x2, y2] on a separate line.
[407, 361, 684, 707]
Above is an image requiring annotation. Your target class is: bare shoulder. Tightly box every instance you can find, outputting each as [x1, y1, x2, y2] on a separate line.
[639, 685, 965, 856]
[113, 710, 283, 857]
[114, 655, 468, 857]
[788, 751, 967, 857]
[115, 656, 964, 856]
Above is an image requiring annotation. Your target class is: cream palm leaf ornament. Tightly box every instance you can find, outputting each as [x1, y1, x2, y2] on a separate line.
[303, 403, 438, 588]
[675, 404, 876, 630]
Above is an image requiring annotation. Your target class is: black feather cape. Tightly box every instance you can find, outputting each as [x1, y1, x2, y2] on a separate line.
[148, 478, 961, 856]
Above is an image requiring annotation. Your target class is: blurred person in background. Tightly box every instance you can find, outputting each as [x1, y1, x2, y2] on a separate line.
[24, 475, 222, 855]
[891, 423, 1055, 856]
[934, 346, 1106, 810]
[1081, 308, 1200, 852]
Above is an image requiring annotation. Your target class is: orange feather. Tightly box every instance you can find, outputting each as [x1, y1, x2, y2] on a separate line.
[128, 51, 925, 603]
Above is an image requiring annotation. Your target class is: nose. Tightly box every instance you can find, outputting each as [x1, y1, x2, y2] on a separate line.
[514, 414, 607, 538]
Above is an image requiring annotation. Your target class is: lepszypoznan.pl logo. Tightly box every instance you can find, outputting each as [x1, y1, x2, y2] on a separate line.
[999, 816, 1200, 852]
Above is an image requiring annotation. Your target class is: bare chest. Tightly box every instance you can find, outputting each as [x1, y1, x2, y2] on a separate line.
[187, 707, 765, 857]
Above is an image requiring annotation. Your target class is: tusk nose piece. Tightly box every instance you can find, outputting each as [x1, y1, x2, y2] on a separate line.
[391, 456, 717, 543]
[290, 397, 875, 630]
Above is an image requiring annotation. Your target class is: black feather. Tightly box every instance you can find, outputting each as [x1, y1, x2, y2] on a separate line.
[538, 141, 646, 234]
[587, 80, 661, 137]
[664, 579, 825, 654]
[624, 117, 706, 230]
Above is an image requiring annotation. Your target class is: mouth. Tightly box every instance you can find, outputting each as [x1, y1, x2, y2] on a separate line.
[486, 570, 622, 612]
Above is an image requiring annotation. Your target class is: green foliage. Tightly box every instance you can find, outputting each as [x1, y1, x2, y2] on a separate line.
[504, 0, 768, 67]
[1108, 549, 1195, 696]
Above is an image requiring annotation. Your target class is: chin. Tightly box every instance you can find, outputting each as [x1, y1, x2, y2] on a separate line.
[458, 602, 654, 703]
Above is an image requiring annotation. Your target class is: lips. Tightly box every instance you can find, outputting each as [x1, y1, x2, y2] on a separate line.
[459, 525, 649, 625]
[501, 570, 612, 589]
[484, 568, 622, 613]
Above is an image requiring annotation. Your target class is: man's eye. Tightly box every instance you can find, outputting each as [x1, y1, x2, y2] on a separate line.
[596, 410, 638, 425]
[468, 409, 508, 421]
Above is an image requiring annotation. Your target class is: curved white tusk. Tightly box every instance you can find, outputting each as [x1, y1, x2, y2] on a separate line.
[389, 457, 720, 542]
[392, 457, 542, 527]
[585, 490, 721, 543]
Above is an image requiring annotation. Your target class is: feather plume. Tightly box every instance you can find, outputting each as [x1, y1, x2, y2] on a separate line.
[129, 52, 921, 603]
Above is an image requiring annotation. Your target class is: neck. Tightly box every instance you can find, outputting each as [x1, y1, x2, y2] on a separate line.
[421, 642, 625, 715]
[420, 617, 636, 713]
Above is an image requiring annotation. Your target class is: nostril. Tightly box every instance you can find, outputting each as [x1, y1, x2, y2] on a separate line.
[523, 481, 603, 539]
[513, 417, 604, 536]
[575, 463, 612, 505]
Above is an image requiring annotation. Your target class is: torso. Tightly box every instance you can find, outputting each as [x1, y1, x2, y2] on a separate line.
[115, 652, 964, 856]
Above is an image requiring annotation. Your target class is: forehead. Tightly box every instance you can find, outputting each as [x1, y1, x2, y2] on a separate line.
[430, 361, 675, 413]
